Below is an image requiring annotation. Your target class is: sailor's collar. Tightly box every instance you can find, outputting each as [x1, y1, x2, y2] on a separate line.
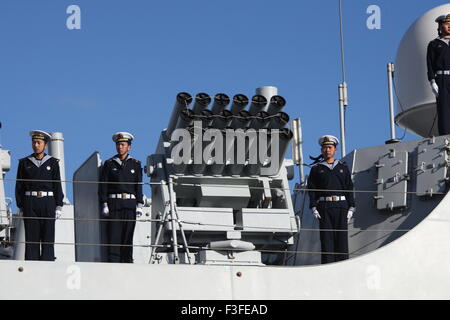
[27, 154, 52, 167]
[438, 37, 450, 45]
[113, 154, 132, 166]
[318, 160, 340, 169]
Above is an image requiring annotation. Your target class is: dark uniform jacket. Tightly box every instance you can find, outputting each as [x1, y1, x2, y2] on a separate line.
[15, 154, 64, 209]
[427, 38, 450, 81]
[307, 161, 355, 210]
[99, 155, 143, 210]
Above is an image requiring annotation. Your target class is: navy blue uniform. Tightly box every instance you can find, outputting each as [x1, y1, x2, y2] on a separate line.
[307, 161, 355, 264]
[99, 156, 143, 263]
[15, 154, 64, 261]
[427, 38, 450, 135]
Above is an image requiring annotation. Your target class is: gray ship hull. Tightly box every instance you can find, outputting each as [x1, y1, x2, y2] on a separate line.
[2, 190, 449, 300]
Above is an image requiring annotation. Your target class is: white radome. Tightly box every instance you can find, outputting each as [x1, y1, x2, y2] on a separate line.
[395, 4, 450, 137]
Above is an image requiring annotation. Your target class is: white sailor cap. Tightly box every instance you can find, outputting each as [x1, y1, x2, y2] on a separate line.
[318, 135, 339, 147]
[112, 132, 134, 144]
[435, 14, 450, 23]
[29, 130, 51, 142]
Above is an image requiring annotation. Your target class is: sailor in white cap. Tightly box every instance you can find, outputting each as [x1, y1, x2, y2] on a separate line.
[427, 14, 450, 135]
[98, 132, 143, 263]
[307, 135, 355, 264]
[15, 130, 64, 261]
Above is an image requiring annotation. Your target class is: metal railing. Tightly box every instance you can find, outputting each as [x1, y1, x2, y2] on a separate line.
[0, 176, 447, 261]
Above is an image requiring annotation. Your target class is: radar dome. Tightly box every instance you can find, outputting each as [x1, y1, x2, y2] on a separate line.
[395, 4, 450, 137]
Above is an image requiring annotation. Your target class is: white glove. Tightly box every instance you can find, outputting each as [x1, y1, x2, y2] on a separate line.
[55, 209, 62, 219]
[347, 210, 353, 223]
[312, 207, 321, 220]
[431, 80, 439, 97]
[136, 207, 143, 218]
[102, 203, 110, 216]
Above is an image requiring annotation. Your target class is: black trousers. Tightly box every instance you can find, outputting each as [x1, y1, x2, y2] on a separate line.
[23, 197, 56, 261]
[107, 207, 136, 263]
[436, 75, 450, 135]
[318, 206, 349, 264]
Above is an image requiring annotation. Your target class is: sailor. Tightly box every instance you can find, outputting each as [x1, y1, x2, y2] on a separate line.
[307, 135, 355, 264]
[99, 132, 143, 263]
[15, 130, 64, 261]
[427, 14, 450, 135]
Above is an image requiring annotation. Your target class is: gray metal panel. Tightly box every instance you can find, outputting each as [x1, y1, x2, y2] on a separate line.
[54, 205, 75, 262]
[0, 167, 6, 228]
[197, 185, 251, 209]
[132, 207, 152, 264]
[0, 149, 11, 227]
[290, 137, 450, 265]
[241, 208, 292, 232]
[172, 207, 234, 231]
[347, 139, 444, 257]
[376, 149, 408, 210]
[415, 137, 448, 196]
[73, 152, 105, 262]
[198, 250, 262, 265]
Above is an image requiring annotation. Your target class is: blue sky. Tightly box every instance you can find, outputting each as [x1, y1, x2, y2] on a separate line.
[0, 0, 448, 207]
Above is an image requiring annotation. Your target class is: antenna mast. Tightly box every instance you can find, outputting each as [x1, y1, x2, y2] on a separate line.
[338, 0, 348, 157]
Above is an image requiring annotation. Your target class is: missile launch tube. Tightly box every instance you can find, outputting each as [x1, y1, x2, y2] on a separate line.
[199, 109, 214, 127]
[192, 93, 211, 114]
[208, 128, 232, 176]
[264, 128, 293, 176]
[211, 93, 230, 114]
[189, 125, 209, 176]
[277, 128, 293, 161]
[230, 110, 251, 129]
[242, 128, 260, 176]
[170, 114, 194, 175]
[267, 95, 286, 115]
[249, 111, 270, 130]
[166, 92, 193, 138]
[227, 129, 248, 177]
[175, 108, 195, 131]
[269, 112, 290, 129]
[248, 94, 268, 115]
[203, 132, 223, 175]
[212, 110, 233, 129]
[230, 94, 249, 114]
